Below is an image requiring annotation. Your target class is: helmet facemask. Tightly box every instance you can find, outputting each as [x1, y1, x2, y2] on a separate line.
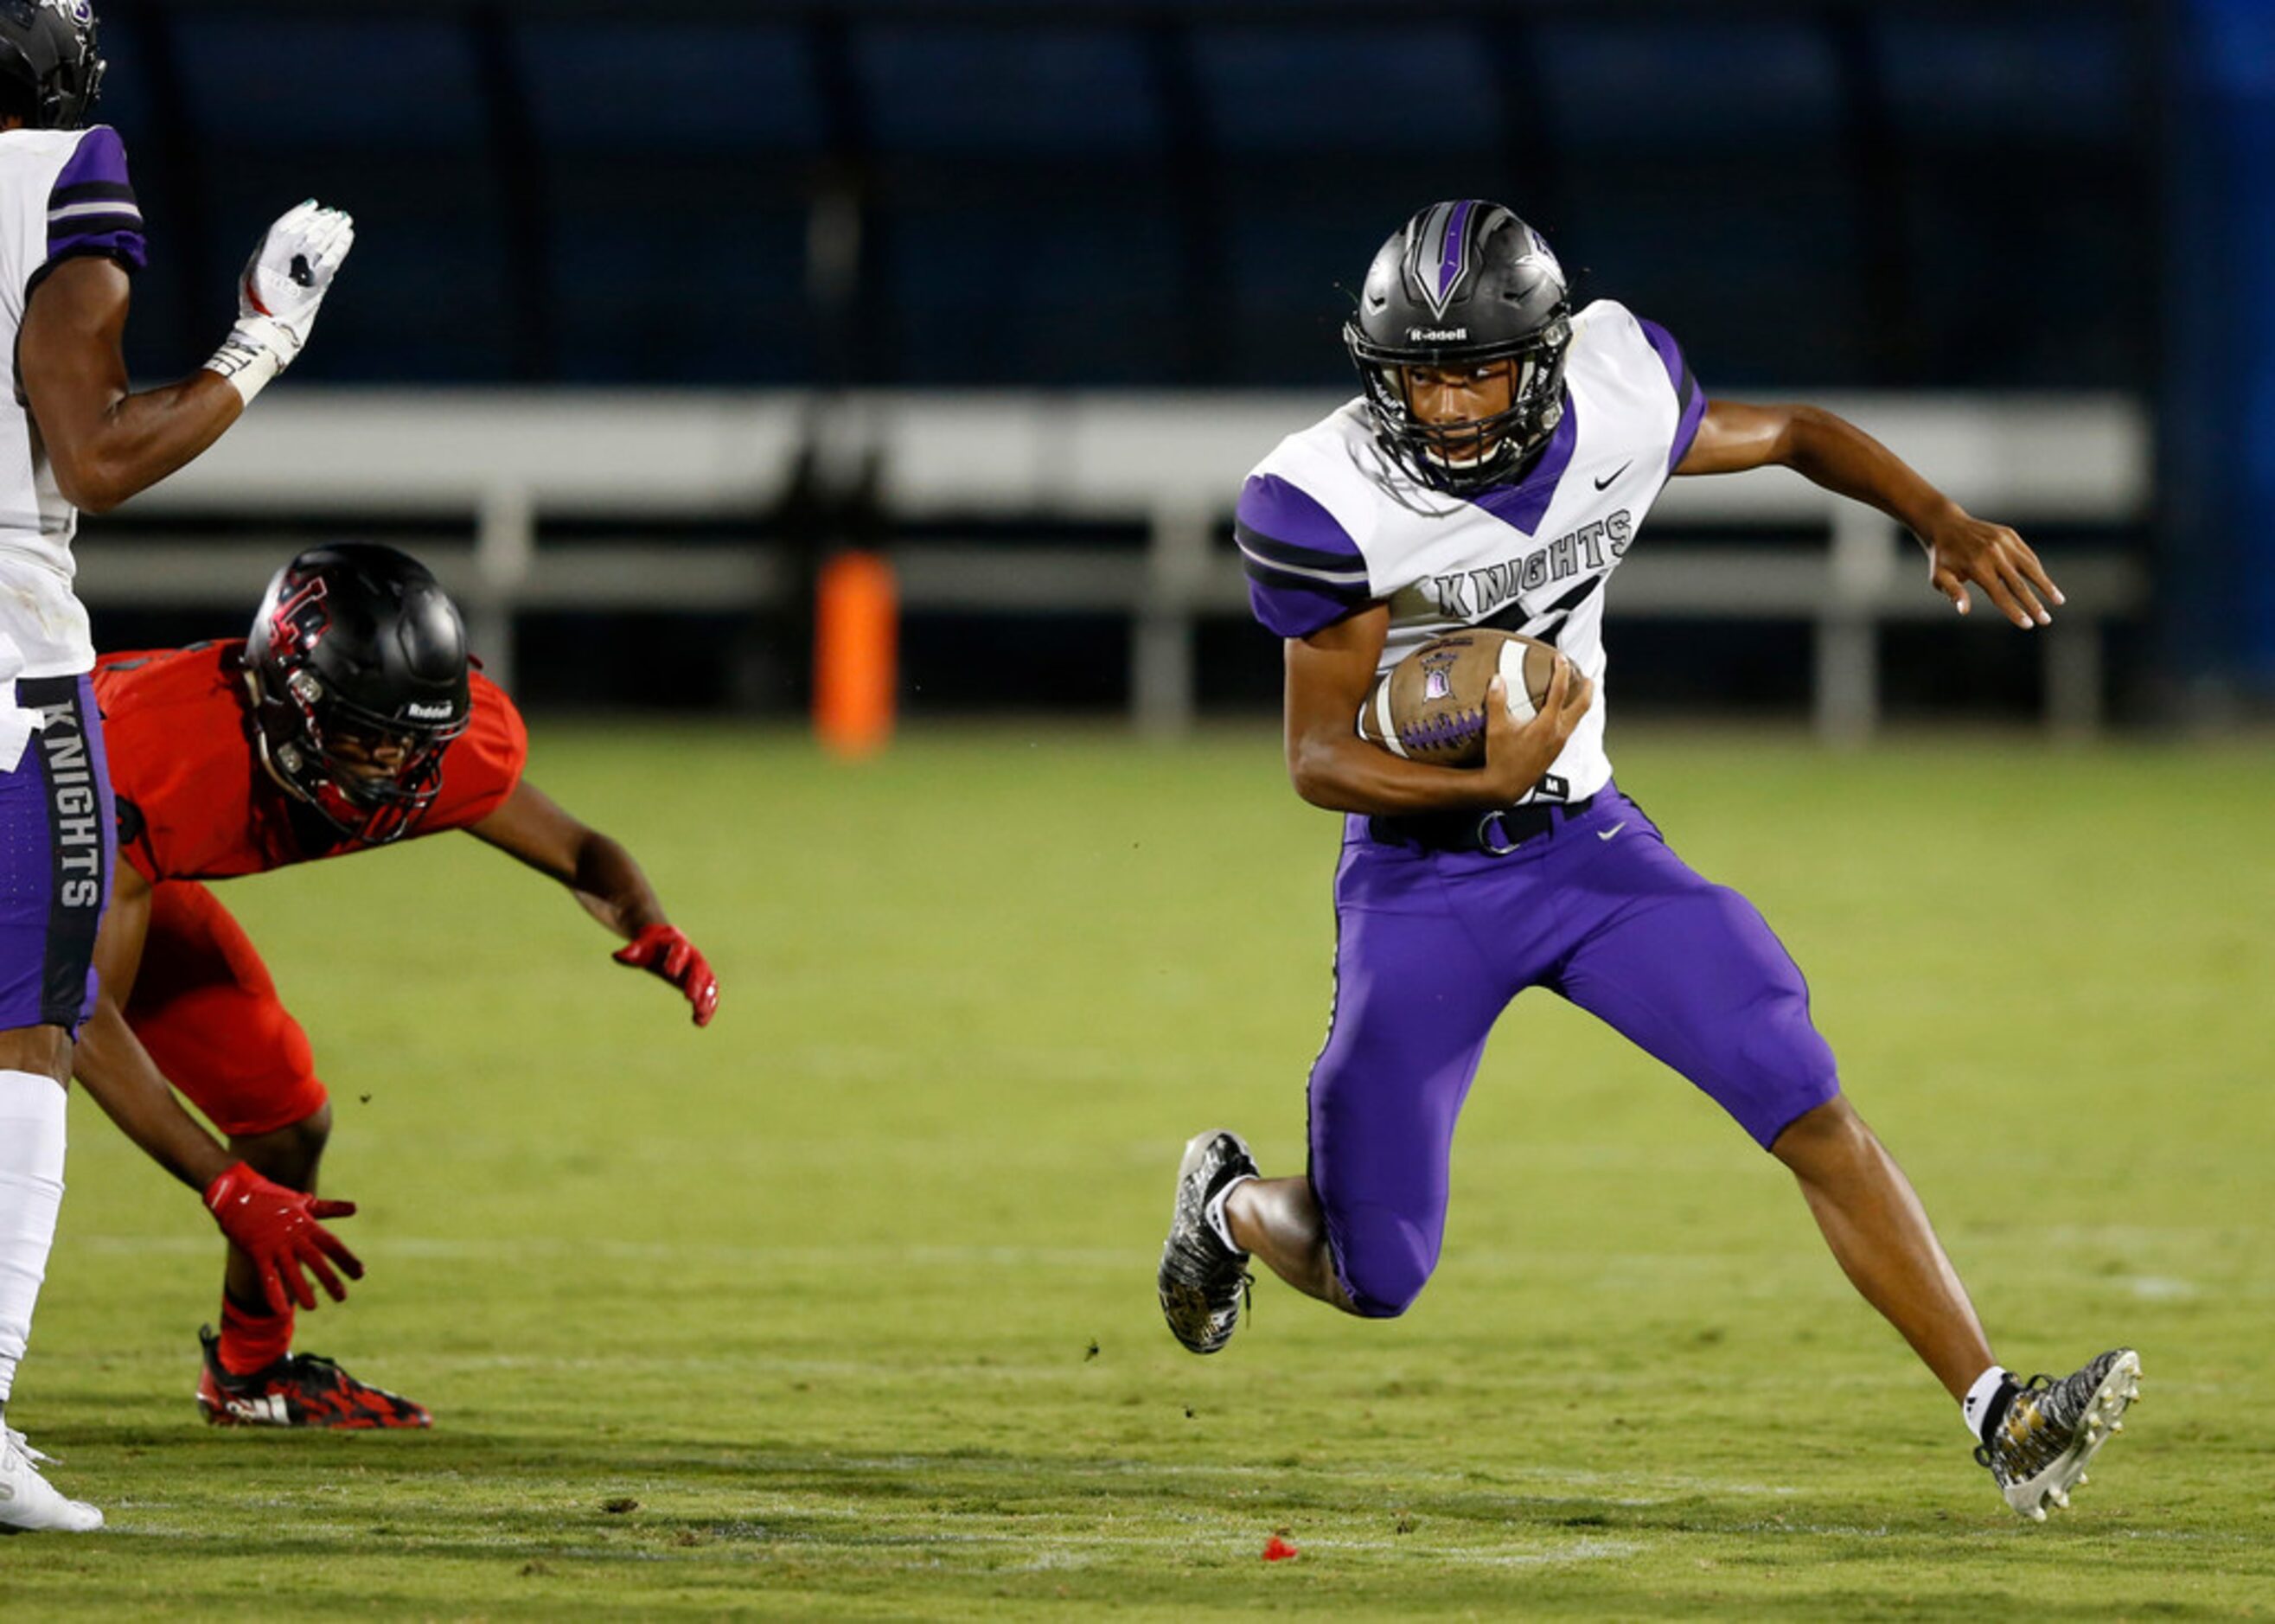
[253, 660, 467, 846]
[1346, 319, 1572, 494]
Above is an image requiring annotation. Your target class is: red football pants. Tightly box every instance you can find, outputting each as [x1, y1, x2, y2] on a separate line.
[124, 880, 328, 1138]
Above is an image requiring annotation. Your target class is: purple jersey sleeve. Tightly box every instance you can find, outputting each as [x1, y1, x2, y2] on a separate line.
[42, 126, 146, 280]
[1635, 316, 1704, 474]
[1236, 473, 1372, 638]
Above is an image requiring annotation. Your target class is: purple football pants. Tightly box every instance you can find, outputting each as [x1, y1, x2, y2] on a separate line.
[1308, 785, 1838, 1318]
[0, 675, 115, 1037]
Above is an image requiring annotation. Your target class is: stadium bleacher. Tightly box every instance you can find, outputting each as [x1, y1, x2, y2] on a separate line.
[91, 0, 2157, 396]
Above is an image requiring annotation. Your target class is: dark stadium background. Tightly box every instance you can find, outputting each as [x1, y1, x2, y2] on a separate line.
[73, 0, 2273, 726]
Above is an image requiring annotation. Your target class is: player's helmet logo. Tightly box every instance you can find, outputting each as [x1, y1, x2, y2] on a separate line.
[265, 578, 332, 659]
[0, 0, 105, 130]
[1344, 200, 1574, 495]
[244, 543, 473, 847]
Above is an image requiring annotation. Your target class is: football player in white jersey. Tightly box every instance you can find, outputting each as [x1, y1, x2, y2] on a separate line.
[1159, 200, 2138, 1521]
[0, 0, 357, 1532]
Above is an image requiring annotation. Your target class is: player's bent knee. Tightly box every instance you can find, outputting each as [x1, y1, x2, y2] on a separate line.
[1768, 1093, 1870, 1167]
[290, 1103, 332, 1152]
[232, 1098, 332, 1183]
[1330, 1207, 1440, 1319]
[1734, 985, 1842, 1149]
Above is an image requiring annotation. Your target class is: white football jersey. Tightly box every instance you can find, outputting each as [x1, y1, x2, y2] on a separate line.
[0, 124, 146, 677]
[1236, 298, 1703, 804]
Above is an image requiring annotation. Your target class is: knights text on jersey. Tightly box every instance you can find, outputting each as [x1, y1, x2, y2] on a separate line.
[93, 643, 530, 884]
[1234, 299, 1704, 803]
[0, 124, 149, 676]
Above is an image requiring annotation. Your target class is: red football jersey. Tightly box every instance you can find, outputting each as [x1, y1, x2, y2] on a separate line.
[94, 641, 529, 884]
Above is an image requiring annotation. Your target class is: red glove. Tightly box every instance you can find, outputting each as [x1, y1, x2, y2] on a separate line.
[202, 1161, 364, 1314]
[612, 924, 719, 1027]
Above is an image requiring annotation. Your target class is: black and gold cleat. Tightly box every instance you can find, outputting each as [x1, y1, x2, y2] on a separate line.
[1975, 1348, 2141, 1520]
[1157, 1129, 1258, 1354]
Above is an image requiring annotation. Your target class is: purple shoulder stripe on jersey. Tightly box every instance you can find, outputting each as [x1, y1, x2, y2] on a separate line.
[1237, 473, 1371, 639]
[45, 125, 145, 274]
[1468, 398, 1579, 536]
[1636, 316, 1705, 474]
[54, 125, 132, 195]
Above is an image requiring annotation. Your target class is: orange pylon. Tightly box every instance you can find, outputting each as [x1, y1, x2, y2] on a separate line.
[814, 549, 898, 758]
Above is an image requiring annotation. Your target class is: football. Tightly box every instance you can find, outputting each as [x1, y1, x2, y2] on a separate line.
[1355, 630, 1560, 767]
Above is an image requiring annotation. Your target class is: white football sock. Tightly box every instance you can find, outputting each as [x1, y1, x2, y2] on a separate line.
[0, 1069, 67, 1406]
[1962, 1364, 2016, 1444]
[1203, 1174, 1254, 1255]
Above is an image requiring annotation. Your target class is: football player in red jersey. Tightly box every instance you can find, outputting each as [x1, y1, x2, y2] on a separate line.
[73, 542, 718, 1429]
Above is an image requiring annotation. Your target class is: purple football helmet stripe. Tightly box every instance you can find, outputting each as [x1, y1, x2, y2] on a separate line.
[1435, 199, 1474, 307]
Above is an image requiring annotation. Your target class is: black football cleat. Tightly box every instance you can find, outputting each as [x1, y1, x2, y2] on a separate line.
[1158, 1129, 1258, 1354]
[1976, 1348, 2141, 1520]
[195, 1324, 431, 1429]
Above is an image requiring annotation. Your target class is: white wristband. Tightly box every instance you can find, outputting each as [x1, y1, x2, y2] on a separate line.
[205, 318, 294, 407]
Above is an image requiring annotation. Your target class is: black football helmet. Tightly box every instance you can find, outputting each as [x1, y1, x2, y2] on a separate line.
[1344, 200, 1573, 494]
[0, 0, 104, 131]
[244, 543, 472, 846]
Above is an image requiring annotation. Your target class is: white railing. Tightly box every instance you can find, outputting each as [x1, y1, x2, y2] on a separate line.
[78, 388, 2150, 740]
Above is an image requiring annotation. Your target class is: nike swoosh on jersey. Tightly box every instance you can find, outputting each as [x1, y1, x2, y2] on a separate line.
[1597, 821, 1628, 841]
[1594, 462, 1633, 490]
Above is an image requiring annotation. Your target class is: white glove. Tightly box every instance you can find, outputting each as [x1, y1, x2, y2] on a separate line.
[206, 200, 356, 406]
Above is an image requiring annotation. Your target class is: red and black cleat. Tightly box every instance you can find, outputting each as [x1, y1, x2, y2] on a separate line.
[195, 1324, 431, 1429]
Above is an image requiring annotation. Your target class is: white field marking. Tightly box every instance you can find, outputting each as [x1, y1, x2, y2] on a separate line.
[2125, 1275, 2198, 1300]
[2041, 1224, 2234, 1248]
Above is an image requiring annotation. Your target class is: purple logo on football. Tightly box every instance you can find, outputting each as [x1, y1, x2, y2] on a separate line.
[1422, 668, 1451, 702]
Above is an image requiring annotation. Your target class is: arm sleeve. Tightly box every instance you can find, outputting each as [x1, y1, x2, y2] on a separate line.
[1234, 473, 1373, 639]
[1634, 316, 1705, 475]
[37, 125, 147, 288]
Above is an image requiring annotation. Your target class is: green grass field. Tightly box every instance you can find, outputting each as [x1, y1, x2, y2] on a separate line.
[6, 723, 2272, 1617]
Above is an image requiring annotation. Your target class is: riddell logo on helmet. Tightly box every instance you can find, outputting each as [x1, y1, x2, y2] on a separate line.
[1408, 327, 1469, 342]
[406, 701, 454, 720]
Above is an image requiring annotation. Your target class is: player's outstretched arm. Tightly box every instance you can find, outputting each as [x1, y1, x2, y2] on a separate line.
[1672, 399, 2065, 630]
[73, 869, 365, 1312]
[469, 782, 719, 1026]
[21, 201, 354, 514]
[1285, 604, 1592, 816]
